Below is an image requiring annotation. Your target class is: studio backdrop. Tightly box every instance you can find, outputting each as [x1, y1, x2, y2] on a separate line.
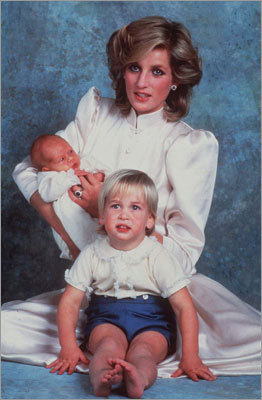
[2, 1, 261, 310]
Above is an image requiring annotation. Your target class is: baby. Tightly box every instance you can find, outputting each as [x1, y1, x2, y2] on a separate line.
[30, 134, 109, 259]
[46, 169, 216, 398]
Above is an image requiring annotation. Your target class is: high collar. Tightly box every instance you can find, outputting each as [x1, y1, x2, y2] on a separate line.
[126, 107, 165, 131]
[94, 235, 157, 263]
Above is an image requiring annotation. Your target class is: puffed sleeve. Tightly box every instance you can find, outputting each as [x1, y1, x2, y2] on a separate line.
[12, 87, 101, 202]
[64, 246, 94, 294]
[152, 246, 190, 298]
[163, 129, 218, 276]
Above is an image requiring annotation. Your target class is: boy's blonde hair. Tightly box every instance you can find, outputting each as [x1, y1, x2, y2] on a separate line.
[98, 169, 158, 236]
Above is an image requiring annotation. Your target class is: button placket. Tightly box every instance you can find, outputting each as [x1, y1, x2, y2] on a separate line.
[124, 127, 143, 155]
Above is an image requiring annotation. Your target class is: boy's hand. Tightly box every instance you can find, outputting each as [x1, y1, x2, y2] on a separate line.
[171, 355, 216, 381]
[46, 345, 89, 375]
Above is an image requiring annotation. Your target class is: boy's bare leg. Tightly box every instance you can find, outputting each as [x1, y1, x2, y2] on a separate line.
[111, 331, 168, 399]
[87, 323, 128, 397]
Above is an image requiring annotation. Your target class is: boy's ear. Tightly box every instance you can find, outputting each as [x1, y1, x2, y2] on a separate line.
[146, 214, 155, 230]
[98, 215, 105, 226]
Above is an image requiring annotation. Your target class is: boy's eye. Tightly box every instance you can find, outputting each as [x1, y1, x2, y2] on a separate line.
[111, 204, 120, 209]
[132, 205, 140, 210]
[69, 149, 73, 154]
[60, 157, 65, 162]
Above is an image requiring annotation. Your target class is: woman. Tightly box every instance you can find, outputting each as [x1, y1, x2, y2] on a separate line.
[2, 16, 260, 378]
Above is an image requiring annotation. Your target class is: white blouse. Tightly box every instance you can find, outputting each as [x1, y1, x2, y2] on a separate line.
[65, 236, 190, 300]
[12, 87, 219, 276]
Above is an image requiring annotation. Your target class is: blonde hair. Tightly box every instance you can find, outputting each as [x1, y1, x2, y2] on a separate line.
[98, 169, 158, 236]
[106, 16, 202, 121]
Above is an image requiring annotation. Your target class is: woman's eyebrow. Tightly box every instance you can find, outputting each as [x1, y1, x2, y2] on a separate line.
[151, 64, 168, 70]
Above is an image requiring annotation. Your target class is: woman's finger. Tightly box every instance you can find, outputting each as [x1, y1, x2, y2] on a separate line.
[71, 185, 82, 192]
[68, 189, 83, 205]
[80, 172, 99, 185]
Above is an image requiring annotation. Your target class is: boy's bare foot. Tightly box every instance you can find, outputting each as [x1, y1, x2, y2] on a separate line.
[110, 358, 145, 399]
[92, 363, 123, 397]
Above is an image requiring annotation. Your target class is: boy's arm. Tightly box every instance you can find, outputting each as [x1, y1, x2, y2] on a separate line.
[169, 287, 216, 381]
[46, 284, 89, 375]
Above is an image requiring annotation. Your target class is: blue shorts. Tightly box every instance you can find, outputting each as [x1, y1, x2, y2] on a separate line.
[84, 295, 177, 352]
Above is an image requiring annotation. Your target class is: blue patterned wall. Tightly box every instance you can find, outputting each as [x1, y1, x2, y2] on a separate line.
[2, 1, 261, 309]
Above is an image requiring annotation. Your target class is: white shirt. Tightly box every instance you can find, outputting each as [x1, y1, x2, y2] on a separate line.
[12, 87, 219, 276]
[65, 236, 190, 299]
[37, 154, 110, 203]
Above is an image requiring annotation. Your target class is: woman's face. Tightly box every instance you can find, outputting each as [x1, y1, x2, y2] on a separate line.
[124, 48, 174, 115]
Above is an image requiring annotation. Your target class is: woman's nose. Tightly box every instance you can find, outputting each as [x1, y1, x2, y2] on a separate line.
[136, 71, 148, 88]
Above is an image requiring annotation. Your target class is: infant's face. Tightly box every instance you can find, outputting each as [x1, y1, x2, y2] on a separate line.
[43, 139, 80, 172]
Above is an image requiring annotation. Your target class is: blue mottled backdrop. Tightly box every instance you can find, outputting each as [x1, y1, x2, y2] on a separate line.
[2, 1, 261, 309]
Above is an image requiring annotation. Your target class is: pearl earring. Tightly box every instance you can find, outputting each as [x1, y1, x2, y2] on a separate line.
[171, 85, 177, 91]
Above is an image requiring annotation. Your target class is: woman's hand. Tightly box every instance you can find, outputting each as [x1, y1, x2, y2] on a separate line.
[151, 231, 163, 244]
[68, 172, 104, 218]
[68, 243, 80, 260]
[171, 355, 216, 381]
[46, 344, 89, 375]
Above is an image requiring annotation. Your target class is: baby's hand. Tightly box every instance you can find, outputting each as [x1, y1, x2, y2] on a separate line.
[46, 345, 89, 375]
[171, 355, 216, 381]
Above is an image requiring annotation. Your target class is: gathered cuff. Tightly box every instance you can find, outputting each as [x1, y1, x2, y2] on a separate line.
[161, 278, 190, 298]
[64, 269, 87, 292]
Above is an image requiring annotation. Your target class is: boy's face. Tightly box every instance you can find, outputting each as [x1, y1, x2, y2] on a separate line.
[42, 139, 80, 172]
[99, 186, 154, 251]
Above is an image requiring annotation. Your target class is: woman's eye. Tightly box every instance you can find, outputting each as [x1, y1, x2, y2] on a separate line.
[60, 157, 65, 162]
[129, 64, 140, 72]
[132, 205, 140, 210]
[69, 150, 73, 154]
[153, 69, 164, 76]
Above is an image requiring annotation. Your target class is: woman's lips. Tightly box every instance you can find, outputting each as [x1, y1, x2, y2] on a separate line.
[134, 92, 151, 101]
